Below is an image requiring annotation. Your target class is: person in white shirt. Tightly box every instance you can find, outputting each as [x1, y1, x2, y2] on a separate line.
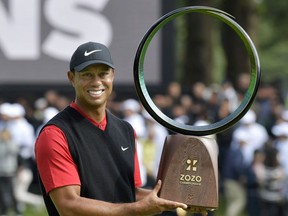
[121, 99, 147, 186]
[231, 110, 269, 165]
[5, 103, 43, 209]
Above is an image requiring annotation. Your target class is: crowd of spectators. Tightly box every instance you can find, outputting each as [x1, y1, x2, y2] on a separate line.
[1, 73, 288, 216]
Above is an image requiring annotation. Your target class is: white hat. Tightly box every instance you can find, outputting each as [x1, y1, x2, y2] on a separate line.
[43, 107, 59, 123]
[10, 103, 26, 117]
[234, 128, 251, 143]
[0, 103, 13, 117]
[272, 123, 288, 137]
[122, 99, 140, 113]
[240, 110, 256, 124]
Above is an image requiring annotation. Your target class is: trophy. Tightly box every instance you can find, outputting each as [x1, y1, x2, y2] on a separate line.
[157, 135, 219, 210]
[134, 6, 261, 212]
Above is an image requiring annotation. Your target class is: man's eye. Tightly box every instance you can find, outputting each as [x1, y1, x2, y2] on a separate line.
[100, 71, 110, 77]
[82, 73, 92, 77]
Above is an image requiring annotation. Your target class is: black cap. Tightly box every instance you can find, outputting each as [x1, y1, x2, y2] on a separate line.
[69, 42, 115, 71]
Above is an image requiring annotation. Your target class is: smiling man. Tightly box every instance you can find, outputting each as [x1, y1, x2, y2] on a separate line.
[34, 41, 187, 216]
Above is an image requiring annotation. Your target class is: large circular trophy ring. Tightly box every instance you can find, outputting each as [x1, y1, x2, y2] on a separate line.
[134, 6, 261, 136]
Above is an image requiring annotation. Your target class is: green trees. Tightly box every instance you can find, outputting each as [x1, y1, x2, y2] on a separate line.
[165, 0, 287, 88]
[258, 0, 288, 83]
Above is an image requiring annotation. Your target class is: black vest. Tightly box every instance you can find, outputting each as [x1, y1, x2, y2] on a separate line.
[39, 106, 136, 216]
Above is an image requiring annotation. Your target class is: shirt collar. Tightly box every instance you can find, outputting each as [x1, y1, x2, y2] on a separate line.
[70, 102, 107, 131]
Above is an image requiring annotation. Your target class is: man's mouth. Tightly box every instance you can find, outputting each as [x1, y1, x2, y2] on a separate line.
[88, 89, 104, 97]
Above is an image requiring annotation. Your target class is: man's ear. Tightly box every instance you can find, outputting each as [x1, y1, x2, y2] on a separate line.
[111, 69, 115, 81]
[67, 71, 75, 86]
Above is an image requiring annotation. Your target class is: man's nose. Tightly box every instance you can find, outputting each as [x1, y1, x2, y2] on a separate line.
[91, 74, 102, 83]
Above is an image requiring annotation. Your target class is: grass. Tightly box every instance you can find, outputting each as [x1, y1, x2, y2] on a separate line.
[23, 205, 48, 216]
[21, 195, 247, 216]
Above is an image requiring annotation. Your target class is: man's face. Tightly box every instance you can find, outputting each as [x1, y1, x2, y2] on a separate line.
[68, 64, 114, 110]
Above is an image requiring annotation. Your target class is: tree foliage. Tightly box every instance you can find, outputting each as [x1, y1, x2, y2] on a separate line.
[170, 0, 288, 87]
[176, 0, 258, 88]
[257, 0, 288, 84]
[261, 0, 288, 39]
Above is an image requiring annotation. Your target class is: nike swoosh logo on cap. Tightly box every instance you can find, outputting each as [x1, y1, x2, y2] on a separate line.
[84, 49, 102, 56]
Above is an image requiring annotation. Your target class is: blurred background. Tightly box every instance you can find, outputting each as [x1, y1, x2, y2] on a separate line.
[0, 0, 288, 215]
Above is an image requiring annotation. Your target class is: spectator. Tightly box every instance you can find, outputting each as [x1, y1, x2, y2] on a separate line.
[179, 94, 195, 124]
[121, 98, 147, 187]
[222, 129, 249, 216]
[219, 80, 239, 113]
[190, 82, 209, 120]
[171, 104, 190, 125]
[33, 97, 49, 122]
[258, 146, 287, 216]
[166, 82, 182, 106]
[122, 99, 146, 139]
[0, 128, 21, 215]
[35, 107, 59, 137]
[142, 110, 169, 184]
[246, 149, 265, 216]
[5, 103, 43, 210]
[271, 122, 288, 177]
[44, 90, 60, 108]
[215, 98, 235, 187]
[231, 110, 269, 165]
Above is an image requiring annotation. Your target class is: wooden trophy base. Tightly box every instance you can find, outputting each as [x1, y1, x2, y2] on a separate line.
[157, 134, 218, 210]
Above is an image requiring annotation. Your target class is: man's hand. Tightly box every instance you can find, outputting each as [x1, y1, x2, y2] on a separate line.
[177, 207, 208, 216]
[136, 180, 188, 215]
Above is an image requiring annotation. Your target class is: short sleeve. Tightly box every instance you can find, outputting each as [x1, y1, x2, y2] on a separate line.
[35, 125, 81, 193]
